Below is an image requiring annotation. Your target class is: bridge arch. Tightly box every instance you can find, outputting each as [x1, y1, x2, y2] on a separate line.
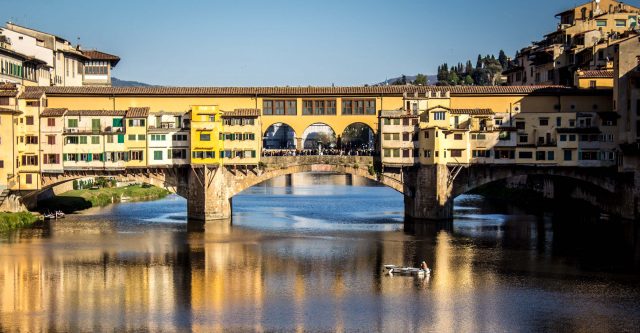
[339, 122, 375, 150]
[263, 122, 298, 149]
[301, 123, 337, 150]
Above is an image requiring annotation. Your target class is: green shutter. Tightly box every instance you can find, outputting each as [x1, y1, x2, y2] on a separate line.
[117, 134, 124, 143]
[63, 154, 67, 161]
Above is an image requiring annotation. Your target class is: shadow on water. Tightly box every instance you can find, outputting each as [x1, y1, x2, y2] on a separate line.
[37, 196, 93, 214]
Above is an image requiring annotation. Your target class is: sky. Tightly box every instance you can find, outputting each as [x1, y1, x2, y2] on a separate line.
[3, 0, 633, 86]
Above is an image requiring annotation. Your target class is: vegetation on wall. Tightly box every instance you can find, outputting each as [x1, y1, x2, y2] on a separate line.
[40, 184, 170, 213]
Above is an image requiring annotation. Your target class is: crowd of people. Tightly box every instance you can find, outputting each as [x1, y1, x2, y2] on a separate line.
[262, 148, 375, 157]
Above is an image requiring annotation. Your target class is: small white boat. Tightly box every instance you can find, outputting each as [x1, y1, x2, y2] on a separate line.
[55, 211, 65, 219]
[384, 264, 431, 277]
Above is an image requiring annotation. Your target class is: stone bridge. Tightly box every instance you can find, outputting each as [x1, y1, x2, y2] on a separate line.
[35, 157, 640, 223]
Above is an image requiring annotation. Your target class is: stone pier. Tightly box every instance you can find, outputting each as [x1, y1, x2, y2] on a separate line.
[187, 166, 233, 222]
[403, 164, 454, 222]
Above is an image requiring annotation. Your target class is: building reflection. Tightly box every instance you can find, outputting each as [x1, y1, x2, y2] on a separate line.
[0, 173, 638, 331]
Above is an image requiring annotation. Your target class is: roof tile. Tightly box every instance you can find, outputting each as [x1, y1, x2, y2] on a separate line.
[29, 85, 602, 97]
[41, 108, 68, 117]
[126, 107, 150, 118]
[579, 70, 614, 78]
[66, 110, 127, 117]
[222, 108, 261, 117]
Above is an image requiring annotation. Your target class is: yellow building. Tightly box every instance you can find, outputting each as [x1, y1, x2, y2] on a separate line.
[220, 109, 262, 165]
[190, 105, 223, 165]
[576, 70, 615, 89]
[124, 107, 149, 168]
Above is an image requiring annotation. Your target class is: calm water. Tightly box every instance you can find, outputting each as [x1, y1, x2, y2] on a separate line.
[1, 173, 640, 332]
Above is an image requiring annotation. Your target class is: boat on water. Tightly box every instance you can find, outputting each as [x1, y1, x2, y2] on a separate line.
[43, 211, 65, 220]
[384, 264, 431, 277]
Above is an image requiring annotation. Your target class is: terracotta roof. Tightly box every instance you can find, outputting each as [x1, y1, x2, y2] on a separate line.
[222, 108, 261, 117]
[18, 89, 45, 99]
[380, 110, 417, 118]
[81, 50, 121, 65]
[0, 90, 18, 97]
[126, 107, 150, 118]
[0, 107, 18, 113]
[66, 110, 127, 117]
[29, 85, 606, 97]
[41, 108, 68, 117]
[450, 108, 495, 115]
[579, 70, 614, 78]
[0, 83, 18, 90]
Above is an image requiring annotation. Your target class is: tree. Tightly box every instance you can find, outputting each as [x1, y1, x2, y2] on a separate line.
[476, 54, 483, 69]
[413, 73, 428, 85]
[448, 70, 460, 85]
[498, 50, 508, 69]
[464, 75, 474, 85]
[401, 75, 407, 85]
[465, 60, 474, 75]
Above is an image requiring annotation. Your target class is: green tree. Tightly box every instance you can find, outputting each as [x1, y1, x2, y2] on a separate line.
[464, 75, 474, 85]
[413, 73, 428, 85]
[448, 70, 460, 85]
[498, 50, 508, 69]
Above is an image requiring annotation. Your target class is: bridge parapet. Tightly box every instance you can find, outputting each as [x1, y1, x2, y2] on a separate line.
[260, 155, 374, 169]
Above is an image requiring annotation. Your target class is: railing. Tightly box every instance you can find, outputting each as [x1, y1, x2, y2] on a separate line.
[261, 149, 375, 157]
[64, 127, 123, 134]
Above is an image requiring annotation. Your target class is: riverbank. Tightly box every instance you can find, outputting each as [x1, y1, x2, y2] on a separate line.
[39, 185, 171, 213]
[0, 212, 39, 232]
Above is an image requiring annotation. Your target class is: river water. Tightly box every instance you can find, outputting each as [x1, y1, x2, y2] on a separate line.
[1, 173, 639, 332]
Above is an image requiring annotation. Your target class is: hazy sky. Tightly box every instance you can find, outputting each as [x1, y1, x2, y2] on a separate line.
[3, 0, 630, 86]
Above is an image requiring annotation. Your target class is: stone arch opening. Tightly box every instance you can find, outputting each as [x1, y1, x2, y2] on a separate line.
[339, 122, 375, 152]
[263, 122, 297, 149]
[301, 123, 337, 150]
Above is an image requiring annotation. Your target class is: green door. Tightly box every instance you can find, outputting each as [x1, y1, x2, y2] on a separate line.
[117, 134, 125, 143]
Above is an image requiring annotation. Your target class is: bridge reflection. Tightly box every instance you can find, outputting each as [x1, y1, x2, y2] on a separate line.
[2, 212, 637, 332]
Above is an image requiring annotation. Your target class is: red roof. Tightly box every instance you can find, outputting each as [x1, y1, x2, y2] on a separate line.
[30, 85, 608, 97]
[579, 70, 614, 78]
[81, 50, 121, 66]
[126, 107, 150, 118]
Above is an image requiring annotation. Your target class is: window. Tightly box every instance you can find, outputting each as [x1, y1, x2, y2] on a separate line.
[107, 135, 114, 143]
[25, 174, 32, 184]
[26, 136, 38, 144]
[91, 136, 100, 144]
[569, 119, 575, 127]
[25, 116, 34, 125]
[151, 134, 167, 141]
[342, 99, 376, 115]
[47, 118, 56, 127]
[519, 151, 533, 159]
[274, 101, 285, 115]
[154, 150, 163, 161]
[569, 135, 576, 141]
[424, 150, 432, 158]
[590, 80, 597, 89]
[616, 19, 626, 27]
[516, 121, 525, 130]
[454, 134, 463, 140]
[519, 135, 528, 143]
[66, 136, 78, 144]
[596, 20, 607, 27]
[301, 100, 336, 115]
[172, 134, 188, 141]
[68, 119, 78, 128]
[450, 149, 463, 158]
[26, 101, 40, 107]
[403, 133, 410, 141]
[424, 131, 429, 139]
[579, 151, 599, 160]
[536, 151, 546, 161]
[112, 118, 123, 127]
[402, 149, 410, 158]
[473, 150, 490, 158]
[138, 134, 145, 141]
[539, 118, 548, 126]
[564, 150, 573, 161]
[392, 133, 400, 140]
[383, 118, 390, 126]
[392, 119, 400, 125]
[128, 119, 145, 127]
[79, 136, 87, 144]
[44, 154, 59, 164]
[556, 117, 561, 127]
[171, 149, 187, 159]
[495, 150, 515, 159]
[499, 132, 511, 141]
[433, 112, 446, 121]
[21, 155, 38, 166]
[128, 134, 136, 141]
[130, 151, 144, 161]
[560, 134, 567, 142]
[47, 135, 56, 145]
[548, 151, 555, 160]
[200, 133, 211, 141]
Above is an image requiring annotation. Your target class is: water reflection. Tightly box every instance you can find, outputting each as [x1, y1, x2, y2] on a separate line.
[0, 173, 639, 332]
